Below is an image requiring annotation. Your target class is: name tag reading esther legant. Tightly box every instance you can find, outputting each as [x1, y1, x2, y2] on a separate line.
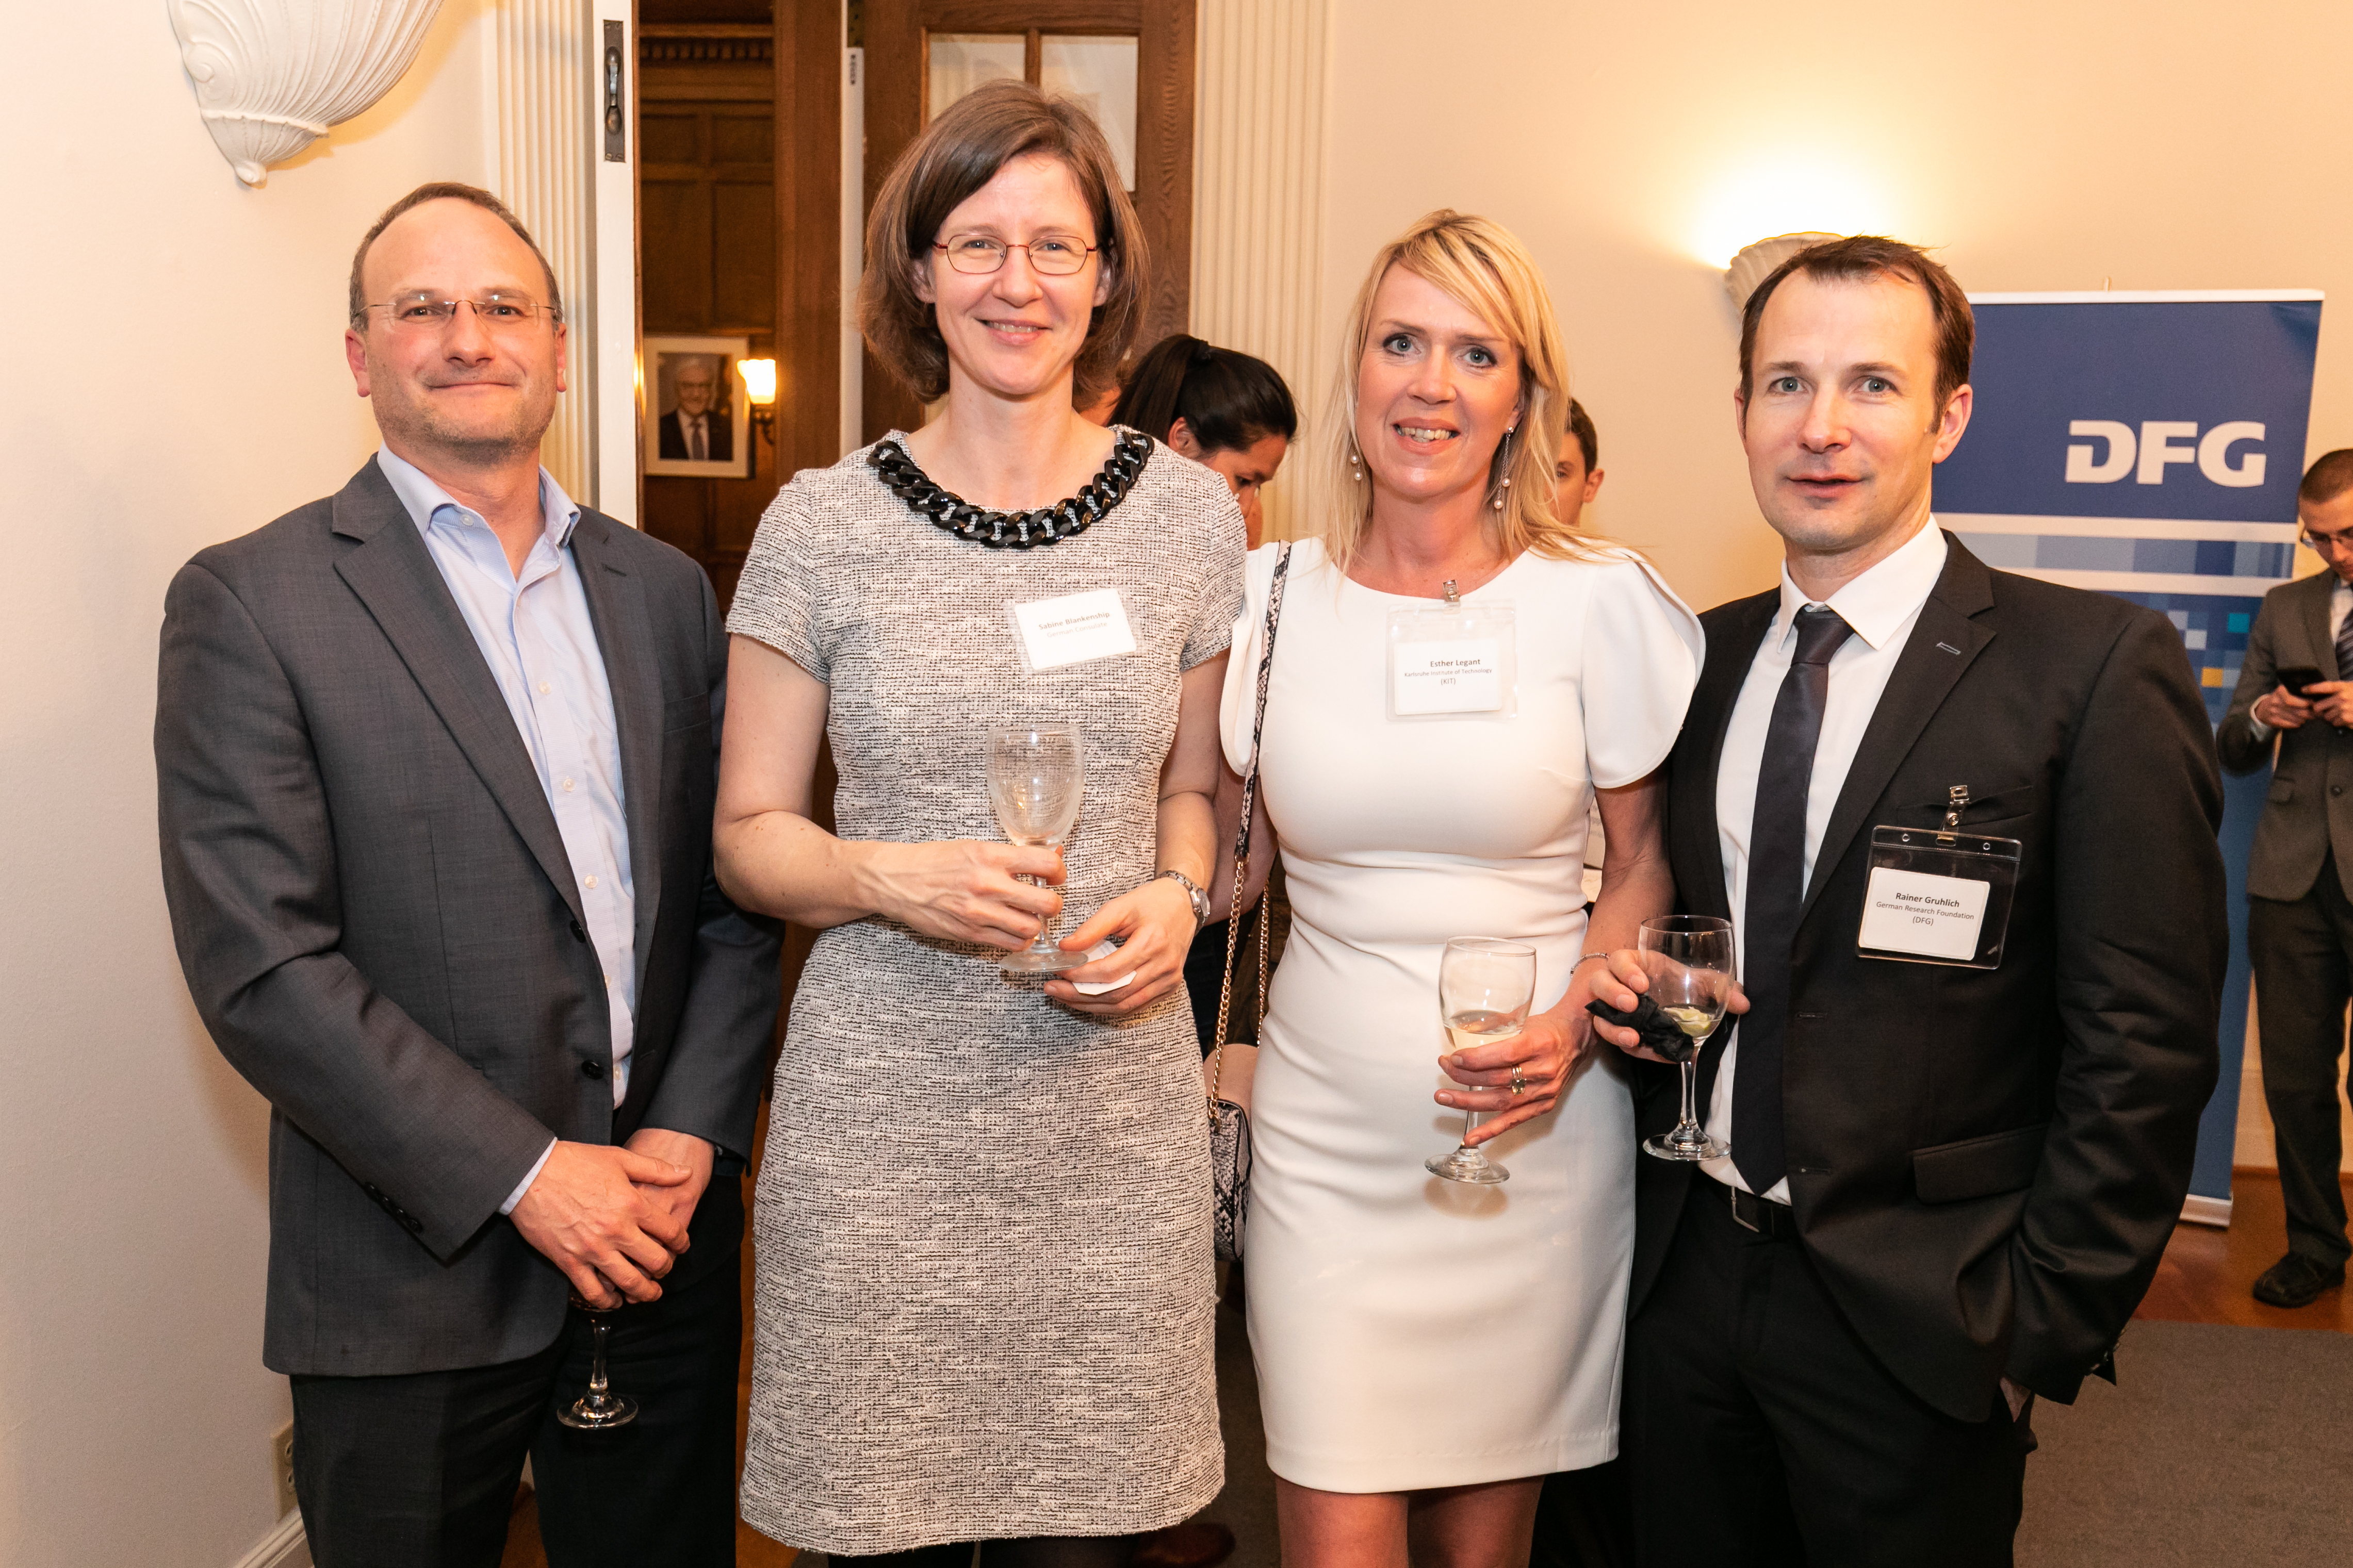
[1008, 588, 1138, 673]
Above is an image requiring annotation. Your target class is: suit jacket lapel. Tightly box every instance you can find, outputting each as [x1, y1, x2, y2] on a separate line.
[1797, 534, 1997, 927]
[1685, 593, 1778, 924]
[2307, 571, 2339, 679]
[570, 512, 665, 991]
[330, 462, 587, 929]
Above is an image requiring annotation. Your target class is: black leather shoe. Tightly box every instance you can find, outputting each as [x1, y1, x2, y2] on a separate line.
[2253, 1252, 2346, 1308]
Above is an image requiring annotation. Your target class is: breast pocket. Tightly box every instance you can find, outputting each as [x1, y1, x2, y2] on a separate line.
[663, 690, 712, 734]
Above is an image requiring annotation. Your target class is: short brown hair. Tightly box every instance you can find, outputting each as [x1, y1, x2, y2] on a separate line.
[860, 80, 1147, 408]
[348, 183, 563, 326]
[2301, 450, 2353, 506]
[1566, 397, 1598, 472]
[1738, 235, 1971, 414]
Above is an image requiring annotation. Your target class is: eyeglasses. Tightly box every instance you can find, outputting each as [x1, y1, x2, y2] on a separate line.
[356, 290, 561, 332]
[932, 233, 1098, 277]
[2301, 528, 2353, 556]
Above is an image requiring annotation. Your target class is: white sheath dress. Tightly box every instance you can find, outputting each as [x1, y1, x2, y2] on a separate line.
[1219, 538, 1702, 1492]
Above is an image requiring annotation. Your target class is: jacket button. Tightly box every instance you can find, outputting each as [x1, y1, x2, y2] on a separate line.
[570, 919, 587, 943]
[580, 1059, 607, 1080]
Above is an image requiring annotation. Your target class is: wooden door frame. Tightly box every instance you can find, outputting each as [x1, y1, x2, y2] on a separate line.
[861, 1, 1197, 443]
[774, 1, 846, 482]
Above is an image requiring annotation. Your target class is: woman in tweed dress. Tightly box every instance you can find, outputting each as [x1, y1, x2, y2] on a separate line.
[713, 82, 1243, 1567]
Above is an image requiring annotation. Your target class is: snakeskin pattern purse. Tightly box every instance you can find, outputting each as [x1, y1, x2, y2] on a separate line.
[1206, 543, 1292, 1262]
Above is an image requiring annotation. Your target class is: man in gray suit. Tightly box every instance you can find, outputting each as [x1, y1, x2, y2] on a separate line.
[2219, 447, 2353, 1310]
[156, 183, 779, 1565]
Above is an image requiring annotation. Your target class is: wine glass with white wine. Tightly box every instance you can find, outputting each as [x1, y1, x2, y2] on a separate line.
[1638, 914, 1734, 1161]
[986, 722, 1089, 972]
[1426, 937, 1539, 1185]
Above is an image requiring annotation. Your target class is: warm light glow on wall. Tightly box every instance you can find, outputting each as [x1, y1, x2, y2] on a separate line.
[1689, 156, 1902, 269]
[738, 357, 779, 407]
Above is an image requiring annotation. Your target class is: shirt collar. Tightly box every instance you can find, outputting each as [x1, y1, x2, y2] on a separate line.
[375, 446, 581, 551]
[1773, 517, 1949, 652]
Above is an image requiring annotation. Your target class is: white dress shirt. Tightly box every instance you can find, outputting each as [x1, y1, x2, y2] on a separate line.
[1704, 520, 1949, 1203]
[377, 449, 639, 1212]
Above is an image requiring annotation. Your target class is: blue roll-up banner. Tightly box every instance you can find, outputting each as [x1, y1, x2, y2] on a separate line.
[1936, 289, 2325, 1224]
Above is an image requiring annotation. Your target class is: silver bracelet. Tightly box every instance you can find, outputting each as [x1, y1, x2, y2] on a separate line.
[1571, 952, 1612, 973]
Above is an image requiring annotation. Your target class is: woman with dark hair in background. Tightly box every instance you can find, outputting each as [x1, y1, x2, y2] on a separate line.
[1114, 333, 1299, 548]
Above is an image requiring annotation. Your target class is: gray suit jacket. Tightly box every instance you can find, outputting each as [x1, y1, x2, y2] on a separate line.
[156, 459, 780, 1377]
[2217, 569, 2353, 902]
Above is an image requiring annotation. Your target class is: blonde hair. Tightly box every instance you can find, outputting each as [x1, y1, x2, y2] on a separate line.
[1317, 209, 1603, 572]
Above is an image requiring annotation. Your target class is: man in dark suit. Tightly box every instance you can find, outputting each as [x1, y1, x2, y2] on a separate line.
[1595, 236, 2225, 1564]
[2217, 449, 2353, 1309]
[156, 183, 779, 1567]
[657, 356, 733, 462]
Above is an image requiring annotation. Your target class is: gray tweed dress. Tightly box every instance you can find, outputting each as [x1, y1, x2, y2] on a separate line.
[727, 432, 1245, 1554]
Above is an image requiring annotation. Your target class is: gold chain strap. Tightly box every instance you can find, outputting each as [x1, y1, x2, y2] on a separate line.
[1208, 544, 1292, 1119]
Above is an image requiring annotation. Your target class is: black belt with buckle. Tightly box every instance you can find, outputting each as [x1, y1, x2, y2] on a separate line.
[1721, 1178, 1800, 1240]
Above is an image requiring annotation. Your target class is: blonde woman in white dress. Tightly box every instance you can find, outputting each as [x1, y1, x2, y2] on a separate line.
[1216, 211, 1703, 1568]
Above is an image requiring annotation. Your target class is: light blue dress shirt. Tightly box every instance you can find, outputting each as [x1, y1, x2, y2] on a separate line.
[377, 449, 638, 1211]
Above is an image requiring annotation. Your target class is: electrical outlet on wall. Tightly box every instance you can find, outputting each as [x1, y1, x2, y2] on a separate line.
[271, 1420, 297, 1517]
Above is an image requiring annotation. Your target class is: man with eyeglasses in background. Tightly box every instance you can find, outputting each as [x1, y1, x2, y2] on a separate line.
[155, 183, 778, 1566]
[2220, 448, 2353, 1310]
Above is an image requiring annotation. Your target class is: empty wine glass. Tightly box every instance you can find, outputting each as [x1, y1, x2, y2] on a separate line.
[986, 722, 1088, 972]
[556, 1293, 637, 1430]
[1638, 915, 1734, 1162]
[1426, 936, 1539, 1185]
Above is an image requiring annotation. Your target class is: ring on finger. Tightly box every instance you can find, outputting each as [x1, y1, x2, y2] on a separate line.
[1509, 1063, 1527, 1096]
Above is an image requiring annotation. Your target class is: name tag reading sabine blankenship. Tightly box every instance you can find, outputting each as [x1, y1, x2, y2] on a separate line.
[1008, 588, 1138, 673]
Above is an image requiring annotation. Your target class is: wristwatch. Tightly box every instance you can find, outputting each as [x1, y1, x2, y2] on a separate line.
[1154, 869, 1212, 926]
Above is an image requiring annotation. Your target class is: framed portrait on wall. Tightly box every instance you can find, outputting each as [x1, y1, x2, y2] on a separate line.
[642, 334, 752, 479]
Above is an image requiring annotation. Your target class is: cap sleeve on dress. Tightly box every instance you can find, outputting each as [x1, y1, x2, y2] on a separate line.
[726, 477, 831, 680]
[1581, 552, 1706, 790]
[1180, 460, 1249, 671]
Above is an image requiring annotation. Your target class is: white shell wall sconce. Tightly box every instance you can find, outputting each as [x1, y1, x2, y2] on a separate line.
[1724, 233, 1843, 311]
[168, 0, 448, 187]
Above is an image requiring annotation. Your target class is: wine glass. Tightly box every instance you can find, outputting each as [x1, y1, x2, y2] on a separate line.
[1638, 915, 1734, 1162]
[1426, 937, 1539, 1185]
[556, 1293, 637, 1430]
[986, 722, 1089, 972]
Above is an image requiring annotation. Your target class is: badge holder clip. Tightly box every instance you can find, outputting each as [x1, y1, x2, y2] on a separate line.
[1385, 576, 1518, 721]
[1856, 786, 2023, 969]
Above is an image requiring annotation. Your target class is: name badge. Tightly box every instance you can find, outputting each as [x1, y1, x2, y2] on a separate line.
[1393, 638, 1504, 715]
[1008, 588, 1137, 673]
[1856, 867, 1991, 961]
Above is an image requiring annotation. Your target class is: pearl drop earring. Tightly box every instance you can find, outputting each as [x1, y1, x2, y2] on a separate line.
[1492, 426, 1517, 511]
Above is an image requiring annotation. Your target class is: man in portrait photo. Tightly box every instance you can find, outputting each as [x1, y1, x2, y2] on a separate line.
[658, 354, 733, 463]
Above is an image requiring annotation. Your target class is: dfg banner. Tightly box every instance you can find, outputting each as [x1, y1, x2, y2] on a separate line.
[1935, 289, 2325, 1219]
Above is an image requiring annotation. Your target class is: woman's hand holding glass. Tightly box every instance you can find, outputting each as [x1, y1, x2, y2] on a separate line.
[860, 838, 1068, 950]
[1042, 873, 1200, 1015]
[1436, 1006, 1575, 1144]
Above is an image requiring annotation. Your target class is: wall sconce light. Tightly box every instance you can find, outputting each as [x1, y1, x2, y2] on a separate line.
[738, 358, 778, 445]
[1724, 233, 1842, 310]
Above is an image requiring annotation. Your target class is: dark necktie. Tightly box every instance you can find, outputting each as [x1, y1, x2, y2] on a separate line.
[1734, 604, 1853, 1195]
[690, 417, 707, 462]
[2334, 591, 2353, 679]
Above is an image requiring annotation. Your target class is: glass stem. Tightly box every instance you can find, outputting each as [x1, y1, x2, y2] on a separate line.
[1460, 1105, 1479, 1150]
[1678, 1059, 1699, 1133]
[587, 1316, 611, 1399]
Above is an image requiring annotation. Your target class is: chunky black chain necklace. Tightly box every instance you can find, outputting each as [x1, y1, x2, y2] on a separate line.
[868, 428, 1153, 549]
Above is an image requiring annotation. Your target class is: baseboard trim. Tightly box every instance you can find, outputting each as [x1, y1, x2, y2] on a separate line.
[229, 1509, 308, 1568]
[2181, 1193, 2233, 1229]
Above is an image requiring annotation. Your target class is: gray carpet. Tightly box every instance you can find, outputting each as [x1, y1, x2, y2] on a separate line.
[2018, 1319, 2353, 1564]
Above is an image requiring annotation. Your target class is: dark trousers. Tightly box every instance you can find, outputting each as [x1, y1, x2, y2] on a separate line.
[2250, 881, 2353, 1267]
[290, 1229, 743, 1568]
[1623, 1178, 2033, 1568]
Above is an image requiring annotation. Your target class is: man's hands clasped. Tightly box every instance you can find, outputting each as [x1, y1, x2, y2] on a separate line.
[510, 1138, 701, 1309]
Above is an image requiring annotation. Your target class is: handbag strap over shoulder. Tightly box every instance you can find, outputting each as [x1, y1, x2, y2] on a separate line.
[1210, 544, 1293, 1110]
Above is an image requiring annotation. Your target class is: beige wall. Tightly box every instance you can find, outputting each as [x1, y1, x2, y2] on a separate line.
[1308, 0, 2353, 612]
[0, 4, 493, 1564]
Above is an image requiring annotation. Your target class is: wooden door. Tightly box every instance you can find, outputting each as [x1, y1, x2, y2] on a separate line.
[858, 1, 1197, 442]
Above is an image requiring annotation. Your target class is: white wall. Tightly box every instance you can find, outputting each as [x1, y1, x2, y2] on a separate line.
[1314, 0, 2353, 613]
[0, 4, 493, 1563]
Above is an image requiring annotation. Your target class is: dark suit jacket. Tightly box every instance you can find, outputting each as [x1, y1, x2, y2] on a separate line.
[658, 408, 732, 463]
[1637, 535, 2225, 1421]
[2215, 569, 2353, 901]
[156, 458, 780, 1377]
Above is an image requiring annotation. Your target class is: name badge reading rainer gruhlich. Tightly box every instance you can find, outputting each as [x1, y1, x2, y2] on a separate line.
[1855, 787, 2022, 970]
